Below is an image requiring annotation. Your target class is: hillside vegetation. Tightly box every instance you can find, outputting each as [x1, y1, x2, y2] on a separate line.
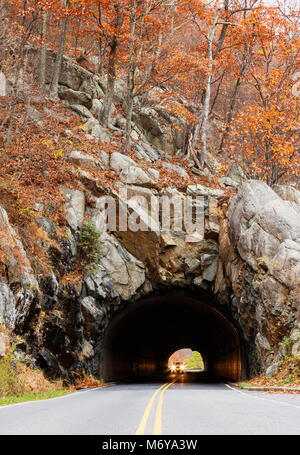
[0, 0, 299, 389]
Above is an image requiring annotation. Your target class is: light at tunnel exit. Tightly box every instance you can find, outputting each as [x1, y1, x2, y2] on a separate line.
[168, 349, 205, 372]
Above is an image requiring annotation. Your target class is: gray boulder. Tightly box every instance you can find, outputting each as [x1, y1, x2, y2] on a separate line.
[140, 142, 161, 161]
[97, 150, 110, 170]
[90, 99, 103, 117]
[0, 281, 16, 329]
[218, 176, 239, 188]
[60, 186, 85, 231]
[120, 166, 152, 185]
[70, 104, 93, 119]
[162, 162, 189, 179]
[229, 180, 300, 289]
[68, 150, 98, 169]
[265, 362, 279, 378]
[79, 78, 103, 100]
[82, 232, 146, 302]
[58, 86, 92, 109]
[31, 48, 100, 96]
[110, 152, 136, 174]
[187, 184, 224, 198]
[226, 163, 247, 184]
[36, 217, 55, 236]
[0, 206, 39, 291]
[148, 168, 159, 182]
[98, 233, 146, 301]
[84, 118, 111, 143]
[133, 106, 187, 155]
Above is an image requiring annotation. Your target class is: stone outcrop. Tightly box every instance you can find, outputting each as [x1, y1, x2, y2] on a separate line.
[60, 186, 85, 232]
[58, 86, 93, 109]
[133, 106, 188, 155]
[1, 171, 299, 380]
[0, 50, 299, 381]
[223, 181, 300, 373]
[229, 181, 300, 291]
[28, 48, 188, 156]
[0, 207, 39, 330]
[0, 281, 16, 329]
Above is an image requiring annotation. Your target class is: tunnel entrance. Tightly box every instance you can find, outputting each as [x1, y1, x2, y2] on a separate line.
[101, 291, 245, 382]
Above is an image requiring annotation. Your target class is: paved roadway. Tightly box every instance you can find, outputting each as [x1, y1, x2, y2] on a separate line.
[0, 373, 299, 435]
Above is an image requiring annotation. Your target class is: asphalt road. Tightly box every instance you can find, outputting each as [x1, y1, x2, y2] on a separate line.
[0, 373, 299, 435]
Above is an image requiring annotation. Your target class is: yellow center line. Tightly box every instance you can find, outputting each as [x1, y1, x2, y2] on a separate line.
[135, 380, 175, 435]
[153, 380, 175, 435]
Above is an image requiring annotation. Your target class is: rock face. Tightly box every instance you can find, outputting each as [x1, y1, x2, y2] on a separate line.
[133, 106, 188, 155]
[1, 177, 299, 379]
[223, 181, 300, 371]
[0, 207, 39, 330]
[28, 48, 188, 156]
[60, 186, 85, 232]
[0, 50, 299, 381]
[0, 281, 16, 329]
[229, 181, 300, 290]
[120, 166, 152, 185]
[58, 86, 93, 109]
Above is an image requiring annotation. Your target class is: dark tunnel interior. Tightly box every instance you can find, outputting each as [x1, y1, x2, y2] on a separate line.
[100, 292, 245, 382]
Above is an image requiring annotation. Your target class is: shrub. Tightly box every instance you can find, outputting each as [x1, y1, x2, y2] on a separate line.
[79, 220, 102, 274]
[282, 336, 294, 356]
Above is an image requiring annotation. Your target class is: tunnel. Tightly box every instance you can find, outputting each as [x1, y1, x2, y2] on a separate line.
[100, 291, 245, 382]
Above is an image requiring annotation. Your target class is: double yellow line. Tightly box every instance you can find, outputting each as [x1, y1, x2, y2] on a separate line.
[135, 380, 175, 435]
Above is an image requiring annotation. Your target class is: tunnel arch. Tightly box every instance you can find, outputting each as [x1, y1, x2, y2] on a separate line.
[100, 290, 246, 381]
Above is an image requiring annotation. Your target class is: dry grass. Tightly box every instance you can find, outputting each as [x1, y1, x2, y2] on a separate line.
[0, 348, 65, 398]
[243, 356, 300, 391]
[72, 371, 105, 390]
[0, 346, 104, 406]
[18, 363, 64, 393]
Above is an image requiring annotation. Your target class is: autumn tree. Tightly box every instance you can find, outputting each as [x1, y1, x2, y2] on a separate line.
[228, 5, 300, 184]
[183, 0, 259, 167]
[0, 0, 298, 185]
[4, 0, 44, 143]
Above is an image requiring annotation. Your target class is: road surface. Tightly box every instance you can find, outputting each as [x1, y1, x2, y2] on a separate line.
[0, 373, 299, 435]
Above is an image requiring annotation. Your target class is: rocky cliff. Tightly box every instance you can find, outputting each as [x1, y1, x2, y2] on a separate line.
[0, 52, 299, 380]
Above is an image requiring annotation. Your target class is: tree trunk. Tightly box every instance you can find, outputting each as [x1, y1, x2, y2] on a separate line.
[99, 4, 122, 126]
[100, 37, 117, 126]
[199, 11, 219, 167]
[49, 2, 68, 100]
[39, 11, 48, 93]
[6, 14, 36, 144]
[219, 1, 251, 153]
[123, 0, 138, 154]
[124, 92, 134, 153]
[218, 66, 245, 153]
[98, 38, 105, 76]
